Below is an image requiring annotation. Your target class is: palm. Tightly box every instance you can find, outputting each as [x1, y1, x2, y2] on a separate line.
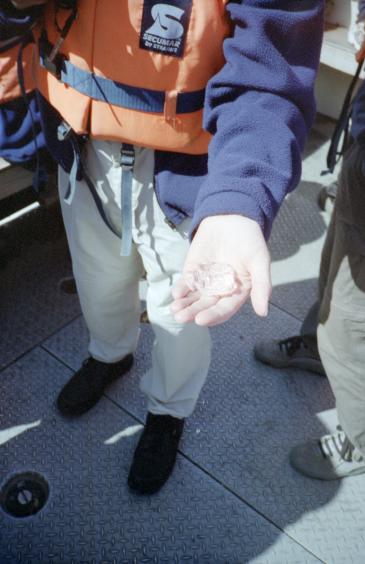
[171, 215, 272, 326]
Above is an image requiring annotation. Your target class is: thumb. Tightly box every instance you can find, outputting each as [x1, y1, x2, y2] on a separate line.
[249, 256, 271, 317]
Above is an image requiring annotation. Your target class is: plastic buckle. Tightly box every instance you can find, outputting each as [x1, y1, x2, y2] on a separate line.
[41, 51, 66, 79]
[120, 145, 135, 171]
[39, 36, 65, 80]
[57, 122, 73, 142]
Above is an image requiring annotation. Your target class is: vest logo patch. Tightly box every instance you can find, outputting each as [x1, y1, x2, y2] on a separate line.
[140, 1, 192, 58]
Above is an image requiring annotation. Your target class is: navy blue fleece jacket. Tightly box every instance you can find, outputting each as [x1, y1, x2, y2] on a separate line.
[1, 1, 324, 239]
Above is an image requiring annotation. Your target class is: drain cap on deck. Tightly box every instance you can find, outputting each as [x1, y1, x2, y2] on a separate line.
[1, 472, 49, 518]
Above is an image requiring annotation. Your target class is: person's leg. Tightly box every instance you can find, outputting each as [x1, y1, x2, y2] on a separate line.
[318, 220, 365, 452]
[299, 301, 320, 350]
[290, 142, 365, 479]
[132, 149, 211, 419]
[298, 208, 337, 354]
[253, 189, 340, 375]
[290, 221, 365, 479]
[317, 142, 365, 456]
[57, 140, 144, 415]
[127, 147, 211, 493]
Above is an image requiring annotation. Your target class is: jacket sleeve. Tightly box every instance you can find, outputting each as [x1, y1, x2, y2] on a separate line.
[191, 0, 324, 240]
[0, 1, 43, 52]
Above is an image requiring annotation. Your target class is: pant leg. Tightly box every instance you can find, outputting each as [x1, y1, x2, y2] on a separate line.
[300, 199, 337, 356]
[130, 148, 211, 419]
[58, 139, 144, 363]
[60, 139, 211, 416]
[317, 142, 365, 455]
[300, 301, 320, 354]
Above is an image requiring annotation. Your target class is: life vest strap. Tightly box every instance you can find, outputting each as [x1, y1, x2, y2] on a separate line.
[120, 144, 135, 257]
[82, 168, 121, 241]
[58, 121, 121, 240]
[59, 124, 136, 254]
[39, 55, 206, 114]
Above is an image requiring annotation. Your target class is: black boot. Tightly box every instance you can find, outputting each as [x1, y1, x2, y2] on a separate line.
[56, 355, 133, 416]
[128, 412, 184, 495]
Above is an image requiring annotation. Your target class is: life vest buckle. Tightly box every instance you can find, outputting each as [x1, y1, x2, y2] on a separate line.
[57, 121, 73, 141]
[42, 53, 66, 80]
[120, 144, 135, 171]
[39, 34, 66, 80]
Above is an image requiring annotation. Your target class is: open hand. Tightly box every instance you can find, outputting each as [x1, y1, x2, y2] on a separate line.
[171, 215, 272, 326]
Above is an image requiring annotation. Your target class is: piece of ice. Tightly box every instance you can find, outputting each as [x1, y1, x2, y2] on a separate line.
[184, 262, 237, 296]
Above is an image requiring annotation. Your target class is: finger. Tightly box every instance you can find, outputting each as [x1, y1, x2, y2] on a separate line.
[174, 295, 219, 324]
[249, 258, 272, 317]
[195, 290, 249, 327]
[171, 278, 191, 300]
[170, 291, 201, 313]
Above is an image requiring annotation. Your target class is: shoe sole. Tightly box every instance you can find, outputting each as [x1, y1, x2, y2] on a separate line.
[127, 476, 165, 495]
[57, 396, 99, 417]
[290, 455, 365, 480]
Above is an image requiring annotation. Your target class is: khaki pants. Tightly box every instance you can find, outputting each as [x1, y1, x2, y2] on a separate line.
[58, 139, 211, 419]
[317, 142, 365, 454]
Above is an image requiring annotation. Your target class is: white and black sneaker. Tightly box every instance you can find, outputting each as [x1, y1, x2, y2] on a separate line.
[290, 427, 365, 480]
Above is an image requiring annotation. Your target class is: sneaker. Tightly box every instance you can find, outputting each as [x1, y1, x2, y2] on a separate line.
[254, 335, 326, 376]
[128, 412, 184, 495]
[290, 428, 365, 480]
[56, 355, 133, 416]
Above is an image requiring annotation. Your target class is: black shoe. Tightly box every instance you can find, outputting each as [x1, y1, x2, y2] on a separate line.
[56, 355, 133, 416]
[128, 412, 184, 495]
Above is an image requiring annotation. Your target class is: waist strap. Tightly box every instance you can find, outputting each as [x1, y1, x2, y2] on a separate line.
[40, 55, 205, 114]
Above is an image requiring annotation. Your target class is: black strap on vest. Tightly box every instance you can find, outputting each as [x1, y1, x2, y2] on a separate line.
[57, 121, 120, 240]
[325, 59, 364, 174]
[42, 1, 78, 78]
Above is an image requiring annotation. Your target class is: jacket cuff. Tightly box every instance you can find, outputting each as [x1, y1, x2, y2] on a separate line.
[190, 189, 268, 241]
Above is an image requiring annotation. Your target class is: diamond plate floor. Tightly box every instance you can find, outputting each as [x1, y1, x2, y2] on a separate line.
[0, 348, 319, 564]
[0, 202, 80, 370]
[2, 118, 365, 563]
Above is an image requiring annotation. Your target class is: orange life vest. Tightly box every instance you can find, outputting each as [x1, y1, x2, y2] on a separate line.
[36, 0, 230, 154]
[0, 42, 35, 104]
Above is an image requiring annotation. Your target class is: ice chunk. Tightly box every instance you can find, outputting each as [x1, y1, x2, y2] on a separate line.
[185, 262, 237, 296]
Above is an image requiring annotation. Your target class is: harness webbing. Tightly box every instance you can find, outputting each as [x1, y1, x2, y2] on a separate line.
[59, 124, 120, 240]
[60, 125, 136, 256]
[326, 59, 365, 173]
[39, 56, 206, 114]
[120, 144, 135, 257]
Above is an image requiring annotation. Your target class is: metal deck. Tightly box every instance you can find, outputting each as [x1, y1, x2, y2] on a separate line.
[1, 117, 364, 563]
